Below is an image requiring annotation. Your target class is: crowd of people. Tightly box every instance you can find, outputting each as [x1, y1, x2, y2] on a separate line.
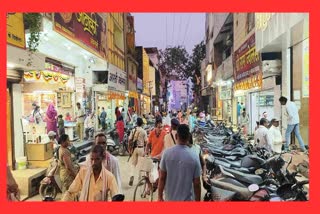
[7, 96, 307, 201]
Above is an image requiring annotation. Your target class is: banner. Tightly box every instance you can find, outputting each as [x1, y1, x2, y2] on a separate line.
[75, 77, 85, 92]
[233, 34, 262, 90]
[234, 34, 262, 83]
[108, 65, 126, 92]
[126, 15, 135, 54]
[53, 13, 107, 59]
[7, 13, 26, 49]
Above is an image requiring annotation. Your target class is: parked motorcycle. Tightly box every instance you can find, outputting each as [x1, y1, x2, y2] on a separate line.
[39, 159, 62, 200]
[105, 128, 120, 155]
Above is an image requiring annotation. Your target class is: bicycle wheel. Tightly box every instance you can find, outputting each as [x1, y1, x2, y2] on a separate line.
[133, 177, 152, 201]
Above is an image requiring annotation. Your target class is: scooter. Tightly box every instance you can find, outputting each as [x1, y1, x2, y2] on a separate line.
[39, 159, 62, 200]
[106, 128, 120, 155]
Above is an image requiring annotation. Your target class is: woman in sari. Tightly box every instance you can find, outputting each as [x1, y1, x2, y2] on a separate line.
[46, 103, 58, 134]
[116, 116, 125, 144]
[58, 134, 77, 193]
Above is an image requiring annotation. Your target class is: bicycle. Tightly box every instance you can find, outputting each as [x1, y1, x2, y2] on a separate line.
[133, 157, 160, 201]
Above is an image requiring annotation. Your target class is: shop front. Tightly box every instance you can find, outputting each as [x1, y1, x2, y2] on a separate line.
[128, 91, 139, 117]
[255, 13, 309, 144]
[233, 33, 263, 134]
[94, 65, 127, 128]
[219, 82, 233, 123]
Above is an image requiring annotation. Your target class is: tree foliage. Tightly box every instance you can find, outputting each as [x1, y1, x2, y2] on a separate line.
[187, 40, 206, 103]
[158, 46, 190, 80]
[158, 41, 206, 105]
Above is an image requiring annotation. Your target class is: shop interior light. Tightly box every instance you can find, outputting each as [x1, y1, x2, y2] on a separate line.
[7, 63, 15, 69]
[89, 57, 96, 64]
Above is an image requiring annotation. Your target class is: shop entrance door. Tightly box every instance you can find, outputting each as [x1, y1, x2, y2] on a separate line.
[249, 90, 275, 134]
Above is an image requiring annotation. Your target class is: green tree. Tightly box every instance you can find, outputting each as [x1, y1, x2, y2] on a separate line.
[187, 40, 206, 105]
[158, 46, 190, 79]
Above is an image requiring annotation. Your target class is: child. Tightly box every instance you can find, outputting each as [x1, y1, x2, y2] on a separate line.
[58, 114, 65, 136]
[65, 112, 72, 122]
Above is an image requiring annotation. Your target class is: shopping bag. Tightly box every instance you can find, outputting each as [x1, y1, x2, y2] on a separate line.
[149, 163, 159, 183]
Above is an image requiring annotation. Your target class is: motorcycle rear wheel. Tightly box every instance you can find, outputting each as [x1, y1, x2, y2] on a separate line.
[39, 183, 58, 200]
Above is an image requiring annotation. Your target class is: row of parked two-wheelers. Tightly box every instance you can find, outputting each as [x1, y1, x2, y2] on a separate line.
[193, 120, 308, 201]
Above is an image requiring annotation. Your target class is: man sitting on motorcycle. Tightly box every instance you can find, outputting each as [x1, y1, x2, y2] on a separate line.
[80, 132, 122, 193]
[84, 113, 95, 140]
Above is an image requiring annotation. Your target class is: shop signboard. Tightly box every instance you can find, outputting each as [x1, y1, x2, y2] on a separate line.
[75, 77, 85, 92]
[107, 67, 126, 92]
[7, 13, 26, 49]
[137, 78, 143, 93]
[126, 15, 135, 55]
[220, 86, 232, 100]
[53, 13, 107, 59]
[233, 34, 262, 90]
[128, 61, 137, 91]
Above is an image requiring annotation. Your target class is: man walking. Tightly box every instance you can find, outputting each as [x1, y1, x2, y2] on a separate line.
[158, 124, 201, 201]
[254, 118, 273, 153]
[279, 96, 307, 152]
[128, 117, 148, 186]
[62, 145, 119, 201]
[268, 118, 284, 154]
[163, 118, 180, 150]
[75, 102, 85, 141]
[81, 132, 122, 193]
[100, 107, 107, 131]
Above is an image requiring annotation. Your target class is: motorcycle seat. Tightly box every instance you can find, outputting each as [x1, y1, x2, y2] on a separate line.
[215, 157, 242, 168]
[210, 185, 236, 201]
[220, 166, 263, 185]
[210, 178, 252, 200]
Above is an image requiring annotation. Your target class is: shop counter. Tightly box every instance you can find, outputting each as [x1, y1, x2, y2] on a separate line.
[26, 142, 53, 161]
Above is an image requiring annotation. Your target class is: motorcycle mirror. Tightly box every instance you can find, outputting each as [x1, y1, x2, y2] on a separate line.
[248, 184, 259, 192]
[112, 194, 125, 201]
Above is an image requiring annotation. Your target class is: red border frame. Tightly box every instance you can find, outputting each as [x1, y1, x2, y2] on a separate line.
[1, 0, 319, 213]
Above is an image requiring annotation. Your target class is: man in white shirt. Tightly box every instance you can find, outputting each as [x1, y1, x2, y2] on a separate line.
[279, 96, 306, 152]
[163, 118, 180, 150]
[254, 118, 273, 152]
[268, 118, 284, 154]
[84, 113, 95, 140]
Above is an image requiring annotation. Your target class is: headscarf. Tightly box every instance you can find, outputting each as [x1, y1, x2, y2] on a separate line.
[46, 103, 57, 119]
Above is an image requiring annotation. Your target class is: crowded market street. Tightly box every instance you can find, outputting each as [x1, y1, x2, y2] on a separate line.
[7, 12, 309, 202]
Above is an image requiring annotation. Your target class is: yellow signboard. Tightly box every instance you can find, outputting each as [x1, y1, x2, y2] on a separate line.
[7, 13, 26, 49]
[234, 73, 262, 91]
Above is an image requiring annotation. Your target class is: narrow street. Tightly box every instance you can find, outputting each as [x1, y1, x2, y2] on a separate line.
[7, 12, 309, 202]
